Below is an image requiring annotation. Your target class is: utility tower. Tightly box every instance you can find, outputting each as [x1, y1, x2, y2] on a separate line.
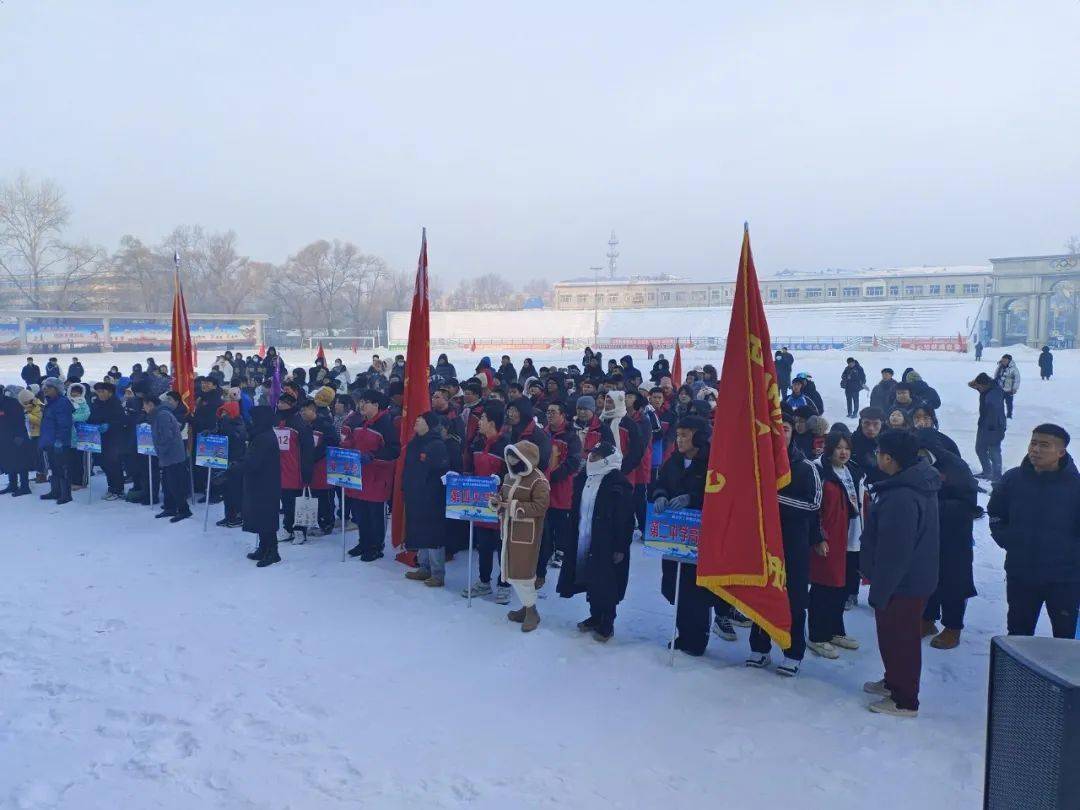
[606, 230, 619, 279]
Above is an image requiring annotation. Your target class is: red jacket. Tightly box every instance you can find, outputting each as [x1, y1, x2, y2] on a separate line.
[341, 408, 400, 502]
[470, 432, 507, 528]
[545, 422, 582, 510]
[812, 476, 851, 587]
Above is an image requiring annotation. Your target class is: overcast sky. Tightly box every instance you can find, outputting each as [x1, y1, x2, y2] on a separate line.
[3, 1, 1078, 284]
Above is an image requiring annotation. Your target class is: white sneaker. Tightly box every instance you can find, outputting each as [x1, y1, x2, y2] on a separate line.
[294, 530, 308, 545]
[103, 492, 121, 501]
[461, 581, 492, 598]
[632, 529, 642, 543]
[279, 531, 295, 543]
[863, 679, 892, 697]
[807, 640, 840, 659]
[712, 616, 737, 642]
[493, 585, 511, 605]
[868, 697, 917, 718]
[729, 610, 752, 628]
[776, 657, 801, 677]
[831, 634, 860, 650]
[745, 653, 771, 669]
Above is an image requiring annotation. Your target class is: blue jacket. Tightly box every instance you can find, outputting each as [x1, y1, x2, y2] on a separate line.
[240, 391, 254, 425]
[150, 404, 188, 467]
[39, 395, 74, 448]
[988, 454, 1080, 583]
[860, 459, 941, 608]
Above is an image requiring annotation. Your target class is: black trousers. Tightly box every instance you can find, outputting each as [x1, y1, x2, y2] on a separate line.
[7, 469, 29, 490]
[808, 583, 847, 643]
[67, 448, 86, 486]
[190, 443, 207, 493]
[314, 489, 334, 531]
[750, 553, 808, 660]
[475, 526, 507, 585]
[844, 390, 860, 416]
[1003, 392, 1014, 418]
[845, 551, 861, 598]
[223, 468, 243, 520]
[161, 461, 190, 514]
[95, 451, 124, 494]
[539, 508, 570, 576]
[665, 561, 715, 655]
[633, 483, 647, 532]
[1006, 578, 1080, 639]
[588, 599, 618, 636]
[47, 447, 71, 500]
[922, 593, 967, 629]
[352, 499, 386, 555]
[255, 530, 279, 562]
[281, 489, 298, 532]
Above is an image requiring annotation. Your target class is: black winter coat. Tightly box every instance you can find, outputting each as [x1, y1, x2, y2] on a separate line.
[192, 388, 223, 435]
[841, 363, 867, 392]
[403, 431, 451, 550]
[242, 408, 281, 535]
[778, 444, 823, 589]
[21, 363, 42, 386]
[216, 414, 249, 465]
[851, 427, 885, 484]
[977, 383, 1007, 435]
[928, 447, 979, 601]
[1038, 349, 1054, 377]
[988, 455, 1080, 584]
[860, 460, 941, 608]
[88, 395, 126, 459]
[774, 351, 794, 388]
[870, 378, 897, 411]
[67, 361, 84, 381]
[0, 393, 33, 474]
[558, 469, 635, 603]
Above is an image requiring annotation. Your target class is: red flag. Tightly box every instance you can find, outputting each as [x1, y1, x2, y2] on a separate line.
[560, 336, 566, 350]
[697, 226, 793, 648]
[351, 340, 358, 354]
[170, 253, 195, 413]
[316, 340, 326, 364]
[470, 338, 476, 352]
[192, 342, 198, 369]
[391, 229, 431, 562]
[671, 339, 682, 386]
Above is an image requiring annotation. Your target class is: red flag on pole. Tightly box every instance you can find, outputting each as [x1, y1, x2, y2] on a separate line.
[391, 229, 431, 563]
[697, 225, 793, 648]
[470, 338, 476, 352]
[316, 340, 326, 364]
[170, 252, 195, 413]
[560, 336, 566, 350]
[192, 342, 198, 369]
[351, 340, 358, 354]
[671, 338, 683, 386]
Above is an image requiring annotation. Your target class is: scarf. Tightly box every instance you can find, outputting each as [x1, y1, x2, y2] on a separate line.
[575, 454, 620, 583]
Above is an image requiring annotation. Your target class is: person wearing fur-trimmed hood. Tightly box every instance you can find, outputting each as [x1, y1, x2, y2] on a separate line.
[492, 440, 550, 632]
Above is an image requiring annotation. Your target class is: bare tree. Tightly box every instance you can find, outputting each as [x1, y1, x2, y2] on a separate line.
[341, 253, 388, 333]
[112, 235, 170, 312]
[0, 173, 72, 307]
[266, 263, 316, 342]
[1066, 235, 1080, 256]
[282, 239, 386, 333]
[47, 242, 109, 310]
[446, 273, 515, 310]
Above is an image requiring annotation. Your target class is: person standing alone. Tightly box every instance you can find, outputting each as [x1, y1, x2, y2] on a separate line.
[841, 357, 867, 419]
[993, 354, 1020, 419]
[988, 424, 1080, 639]
[969, 372, 1006, 482]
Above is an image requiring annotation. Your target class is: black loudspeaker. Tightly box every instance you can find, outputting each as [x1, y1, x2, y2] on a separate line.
[985, 636, 1080, 809]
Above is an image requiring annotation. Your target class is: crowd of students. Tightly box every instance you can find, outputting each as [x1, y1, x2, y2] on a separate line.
[2, 344, 1077, 719]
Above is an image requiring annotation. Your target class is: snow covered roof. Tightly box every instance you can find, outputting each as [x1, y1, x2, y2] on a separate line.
[556, 266, 991, 287]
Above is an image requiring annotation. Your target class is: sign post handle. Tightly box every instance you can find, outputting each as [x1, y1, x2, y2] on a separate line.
[670, 560, 682, 667]
[341, 486, 347, 562]
[203, 467, 212, 532]
[467, 521, 474, 608]
[86, 451, 92, 503]
[147, 455, 153, 508]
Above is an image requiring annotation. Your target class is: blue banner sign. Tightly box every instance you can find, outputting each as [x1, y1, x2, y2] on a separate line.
[444, 473, 500, 521]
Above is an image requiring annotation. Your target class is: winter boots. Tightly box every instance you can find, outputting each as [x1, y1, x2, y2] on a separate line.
[507, 607, 526, 623]
[920, 620, 939, 638]
[868, 698, 917, 718]
[521, 605, 540, 633]
[405, 569, 432, 581]
[930, 628, 961, 649]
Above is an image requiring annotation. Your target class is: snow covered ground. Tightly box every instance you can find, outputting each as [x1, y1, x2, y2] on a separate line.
[0, 345, 1070, 809]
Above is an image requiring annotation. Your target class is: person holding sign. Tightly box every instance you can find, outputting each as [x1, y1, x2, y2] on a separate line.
[650, 415, 719, 656]
[564, 439, 634, 642]
[214, 401, 248, 528]
[541, 401, 582, 581]
[274, 393, 314, 542]
[66, 383, 90, 489]
[463, 402, 510, 601]
[342, 389, 400, 562]
[299, 398, 338, 535]
[492, 440, 550, 632]
[243, 406, 283, 567]
[402, 412, 451, 587]
[89, 381, 126, 500]
[143, 394, 192, 523]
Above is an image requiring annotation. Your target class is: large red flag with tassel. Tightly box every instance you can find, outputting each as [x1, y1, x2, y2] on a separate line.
[170, 251, 195, 413]
[671, 339, 682, 386]
[391, 229, 431, 563]
[316, 340, 326, 364]
[697, 226, 793, 648]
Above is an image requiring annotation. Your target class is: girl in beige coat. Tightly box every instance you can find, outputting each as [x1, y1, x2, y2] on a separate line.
[492, 440, 550, 632]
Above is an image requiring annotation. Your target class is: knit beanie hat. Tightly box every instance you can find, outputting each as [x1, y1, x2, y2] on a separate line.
[314, 386, 336, 408]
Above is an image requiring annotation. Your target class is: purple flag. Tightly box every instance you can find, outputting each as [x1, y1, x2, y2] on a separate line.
[270, 360, 282, 408]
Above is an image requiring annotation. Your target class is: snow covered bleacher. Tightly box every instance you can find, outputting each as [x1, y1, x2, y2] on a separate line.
[387, 298, 987, 347]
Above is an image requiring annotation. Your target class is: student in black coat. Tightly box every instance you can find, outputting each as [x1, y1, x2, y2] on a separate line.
[859, 431, 941, 715]
[243, 406, 282, 567]
[746, 414, 821, 677]
[0, 390, 33, 494]
[988, 424, 1080, 639]
[840, 357, 867, 418]
[21, 358, 42, 387]
[773, 348, 794, 397]
[564, 439, 635, 642]
[1038, 346, 1054, 380]
[402, 412, 452, 586]
[191, 379, 223, 496]
[648, 416, 720, 656]
[915, 432, 979, 649]
[970, 372, 1006, 481]
[440, 416, 469, 557]
[88, 381, 127, 497]
[67, 358, 85, 382]
[300, 401, 338, 535]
